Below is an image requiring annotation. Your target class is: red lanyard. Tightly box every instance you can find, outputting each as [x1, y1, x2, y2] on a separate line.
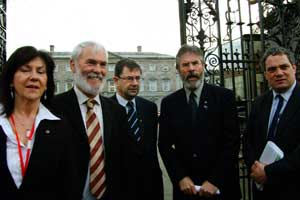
[9, 115, 35, 177]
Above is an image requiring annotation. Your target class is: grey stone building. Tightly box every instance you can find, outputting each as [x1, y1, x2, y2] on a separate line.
[51, 45, 179, 109]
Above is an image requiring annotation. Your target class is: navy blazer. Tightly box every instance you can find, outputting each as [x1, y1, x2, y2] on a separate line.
[0, 118, 80, 200]
[111, 95, 164, 200]
[51, 89, 129, 200]
[244, 83, 300, 200]
[158, 83, 241, 200]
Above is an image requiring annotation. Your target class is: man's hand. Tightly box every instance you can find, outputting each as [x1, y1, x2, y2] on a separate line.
[250, 161, 267, 184]
[179, 176, 197, 195]
[198, 181, 219, 197]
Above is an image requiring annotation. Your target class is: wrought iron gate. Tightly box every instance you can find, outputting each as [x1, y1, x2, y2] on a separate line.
[178, 0, 300, 199]
[0, 0, 6, 73]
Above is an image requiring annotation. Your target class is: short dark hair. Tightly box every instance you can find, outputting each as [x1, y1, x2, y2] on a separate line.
[261, 46, 296, 70]
[0, 46, 56, 116]
[114, 58, 142, 77]
[176, 44, 204, 69]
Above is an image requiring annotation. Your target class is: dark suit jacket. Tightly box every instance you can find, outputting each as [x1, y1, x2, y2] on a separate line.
[158, 83, 241, 200]
[51, 89, 128, 200]
[244, 83, 300, 200]
[0, 117, 80, 200]
[111, 95, 164, 200]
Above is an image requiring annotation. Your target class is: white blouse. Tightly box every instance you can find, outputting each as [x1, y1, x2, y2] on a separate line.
[0, 103, 60, 188]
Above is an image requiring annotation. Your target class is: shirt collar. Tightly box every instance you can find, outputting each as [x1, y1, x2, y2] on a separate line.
[74, 85, 101, 106]
[0, 103, 59, 125]
[0, 103, 60, 140]
[272, 81, 296, 102]
[116, 93, 136, 108]
[183, 72, 205, 100]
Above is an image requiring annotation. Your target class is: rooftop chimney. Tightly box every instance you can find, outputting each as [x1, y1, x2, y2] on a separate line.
[137, 45, 142, 53]
[50, 45, 55, 53]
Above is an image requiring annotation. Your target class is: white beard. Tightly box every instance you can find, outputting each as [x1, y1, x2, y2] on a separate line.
[73, 69, 105, 96]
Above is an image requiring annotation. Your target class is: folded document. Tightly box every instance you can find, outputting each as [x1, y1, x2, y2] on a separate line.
[195, 185, 220, 195]
[256, 141, 284, 190]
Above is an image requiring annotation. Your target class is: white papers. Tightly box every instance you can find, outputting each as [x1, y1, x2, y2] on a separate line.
[259, 141, 284, 165]
[256, 141, 284, 190]
[195, 185, 220, 195]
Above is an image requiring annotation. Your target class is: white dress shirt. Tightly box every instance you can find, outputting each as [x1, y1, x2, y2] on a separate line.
[73, 86, 105, 200]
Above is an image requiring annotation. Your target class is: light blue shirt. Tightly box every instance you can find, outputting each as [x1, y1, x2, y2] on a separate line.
[116, 93, 137, 113]
[268, 81, 296, 133]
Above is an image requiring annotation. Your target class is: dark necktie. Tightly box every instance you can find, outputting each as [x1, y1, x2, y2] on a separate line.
[127, 101, 141, 141]
[189, 92, 197, 122]
[268, 95, 284, 141]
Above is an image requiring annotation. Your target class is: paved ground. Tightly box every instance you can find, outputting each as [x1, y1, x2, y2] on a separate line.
[158, 152, 173, 200]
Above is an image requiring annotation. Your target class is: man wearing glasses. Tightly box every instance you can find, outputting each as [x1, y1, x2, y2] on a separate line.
[111, 58, 164, 200]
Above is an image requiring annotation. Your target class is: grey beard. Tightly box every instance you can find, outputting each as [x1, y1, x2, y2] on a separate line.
[73, 71, 104, 96]
[182, 72, 204, 90]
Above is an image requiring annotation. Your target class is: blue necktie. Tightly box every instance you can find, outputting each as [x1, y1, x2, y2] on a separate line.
[127, 101, 141, 142]
[268, 95, 284, 141]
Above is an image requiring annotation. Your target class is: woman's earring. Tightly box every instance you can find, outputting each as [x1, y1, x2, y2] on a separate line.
[44, 90, 47, 100]
[10, 87, 14, 98]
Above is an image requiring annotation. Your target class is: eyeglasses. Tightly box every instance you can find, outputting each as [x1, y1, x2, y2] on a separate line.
[118, 76, 141, 81]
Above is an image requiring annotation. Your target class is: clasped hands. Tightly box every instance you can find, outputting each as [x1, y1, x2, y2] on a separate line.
[179, 177, 219, 197]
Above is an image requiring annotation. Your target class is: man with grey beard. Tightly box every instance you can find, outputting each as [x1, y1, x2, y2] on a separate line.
[158, 45, 241, 200]
[51, 41, 129, 200]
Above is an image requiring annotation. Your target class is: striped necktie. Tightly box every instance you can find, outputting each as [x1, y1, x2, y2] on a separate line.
[127, 101, 141, 141]
[86, 99, 106, 198]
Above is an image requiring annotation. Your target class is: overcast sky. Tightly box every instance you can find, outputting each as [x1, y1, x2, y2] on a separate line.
[6, 0, 181, 57]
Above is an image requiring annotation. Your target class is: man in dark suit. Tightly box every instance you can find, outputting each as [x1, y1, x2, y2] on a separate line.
[158, 45, 241, 200]
[244, 46, 300, 200]
[111, 58, 164, 200]
[51, 41, 128, 200]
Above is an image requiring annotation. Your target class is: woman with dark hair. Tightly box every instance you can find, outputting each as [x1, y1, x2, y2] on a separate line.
[0, 46, 80, 199]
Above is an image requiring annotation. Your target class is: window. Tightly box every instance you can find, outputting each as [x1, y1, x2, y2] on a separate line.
[161, 65, 169, 72]
[176, 73, 182, 89]
[55, 81, 60, 94]
[140, 79, 144, 92]
[108, 64, 115, 72]
[162, 79, 170, 91]
[149, 79, 157, 91]
[65, 64, 71, 72]
[54, 63, 59, 72]
[149, 64, 156, 71]
[65, 81, 73, 91]
[107, 79, 116, 92]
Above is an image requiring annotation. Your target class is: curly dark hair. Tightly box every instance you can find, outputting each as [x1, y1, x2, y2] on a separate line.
[0, 46, 56, 117]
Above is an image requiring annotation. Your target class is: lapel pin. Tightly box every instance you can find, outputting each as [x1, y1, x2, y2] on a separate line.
[203, 101, 208, 110]
[45, 129, 51, 134]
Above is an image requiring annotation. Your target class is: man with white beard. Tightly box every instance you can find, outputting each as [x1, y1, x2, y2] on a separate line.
[51, 41, 129, 200]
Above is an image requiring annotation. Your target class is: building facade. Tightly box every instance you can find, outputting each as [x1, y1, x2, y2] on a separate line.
[51, 46, 179, 108]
